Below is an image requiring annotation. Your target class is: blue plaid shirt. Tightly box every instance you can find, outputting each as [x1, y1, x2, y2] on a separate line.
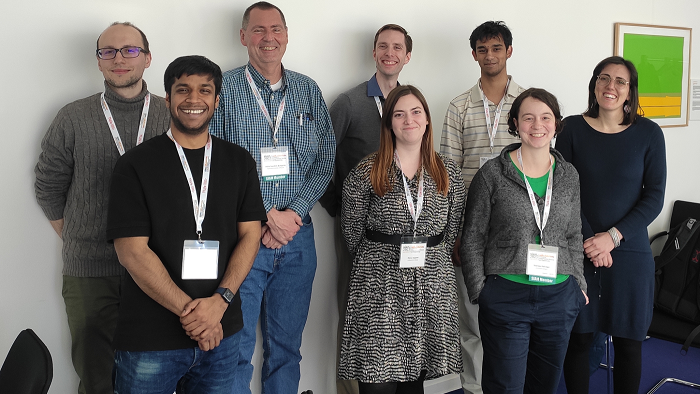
[210, 63, 335, 218]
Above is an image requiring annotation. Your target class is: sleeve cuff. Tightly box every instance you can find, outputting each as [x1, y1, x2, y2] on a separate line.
[286, 201, 310, 219]
[40, 204, 65, 221]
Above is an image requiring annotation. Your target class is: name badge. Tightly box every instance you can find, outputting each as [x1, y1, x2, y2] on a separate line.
[479, 154, 498, 168]
[526, 244, 558, 282]
[182, 240, 220, 280]
[261, 146, 290, 181]
[399, 236, 427, 268]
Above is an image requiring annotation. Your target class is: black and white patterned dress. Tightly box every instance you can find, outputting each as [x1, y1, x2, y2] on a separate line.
[339, 153, 466, 383]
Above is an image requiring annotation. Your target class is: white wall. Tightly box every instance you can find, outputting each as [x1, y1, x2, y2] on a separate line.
[1, 1, 699, 393]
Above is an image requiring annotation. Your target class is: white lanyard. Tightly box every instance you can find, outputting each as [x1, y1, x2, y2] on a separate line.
[100, 92, 150, 156]
[517, 148, 554, 246]
[167, 129, 212, 241]
[245, 66, 286, 146]
[479, 78, 510, 153]
[394, 152, 424, 235]
[374, 96, 383, 117]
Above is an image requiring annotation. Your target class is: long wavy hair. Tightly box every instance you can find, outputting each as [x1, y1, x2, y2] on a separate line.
[370, 85, 448, 197]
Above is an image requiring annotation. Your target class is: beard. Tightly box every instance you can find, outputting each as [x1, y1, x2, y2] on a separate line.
[170, 106, 212, 136]
[105, 74, 142, 90]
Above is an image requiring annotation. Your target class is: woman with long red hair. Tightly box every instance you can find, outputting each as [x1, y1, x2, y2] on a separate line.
[338, 85, 466, 394]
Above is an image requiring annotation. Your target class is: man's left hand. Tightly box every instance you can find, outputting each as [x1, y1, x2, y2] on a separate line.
[180, 296, 228, 339]
[266, 208, 302, 245]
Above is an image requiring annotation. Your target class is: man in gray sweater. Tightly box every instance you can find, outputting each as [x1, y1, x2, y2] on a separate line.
[34, 22, 169, 394]
[319, 23, 412, 394]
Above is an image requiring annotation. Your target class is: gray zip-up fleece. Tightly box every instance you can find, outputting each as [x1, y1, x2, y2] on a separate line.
[460, 143, 585, 303]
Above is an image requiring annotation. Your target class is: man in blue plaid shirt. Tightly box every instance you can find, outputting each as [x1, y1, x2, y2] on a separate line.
[209, 2, 334, 393]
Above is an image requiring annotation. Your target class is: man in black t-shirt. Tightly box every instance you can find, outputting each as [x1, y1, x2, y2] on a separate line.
[107, 55, 266, 393]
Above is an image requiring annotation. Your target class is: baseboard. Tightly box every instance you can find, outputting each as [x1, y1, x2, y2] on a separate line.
[424, 373, 461, 394]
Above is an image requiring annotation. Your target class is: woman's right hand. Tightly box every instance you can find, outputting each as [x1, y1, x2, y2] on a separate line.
[591, 251, 613, 268]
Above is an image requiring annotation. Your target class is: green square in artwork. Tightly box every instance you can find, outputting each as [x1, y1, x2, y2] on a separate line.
[623, 33, 683, 94]
[623, 33, 684, 118]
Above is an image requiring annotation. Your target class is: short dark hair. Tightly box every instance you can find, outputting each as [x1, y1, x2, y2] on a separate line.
[507, 88, 564, 137]
[469, 21, 512, 51]
[583, 56, 641, 125]
[96, 22, 150, 53]
[164, 55, 223, 97]
[373, 24, 413, 53]
[242, 1, 286, 29]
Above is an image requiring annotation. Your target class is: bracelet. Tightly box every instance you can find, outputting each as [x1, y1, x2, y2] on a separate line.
[607, 227, 621, 248]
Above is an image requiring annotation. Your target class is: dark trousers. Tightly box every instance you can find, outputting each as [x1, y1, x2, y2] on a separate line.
[63, 275, 121, 394]
[479, 276, 584, 394]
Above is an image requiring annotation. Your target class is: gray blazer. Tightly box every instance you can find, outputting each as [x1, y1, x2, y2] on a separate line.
[460, 143, 585, 303]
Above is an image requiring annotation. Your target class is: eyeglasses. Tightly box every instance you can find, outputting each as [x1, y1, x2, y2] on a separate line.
[96, 46, 146, 60]
[596, 74, 629, 87]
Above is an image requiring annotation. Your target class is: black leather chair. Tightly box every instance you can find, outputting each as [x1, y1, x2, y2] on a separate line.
[0, 329, 53, 394]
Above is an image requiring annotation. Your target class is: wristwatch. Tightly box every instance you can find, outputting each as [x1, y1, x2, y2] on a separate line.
[215, 287, 234, 304]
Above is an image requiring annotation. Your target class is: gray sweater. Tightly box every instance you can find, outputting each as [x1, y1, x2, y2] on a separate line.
[460, 143, 585, 302]
[34, 81, 170, 277]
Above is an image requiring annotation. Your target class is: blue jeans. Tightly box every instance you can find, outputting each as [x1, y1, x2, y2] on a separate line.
[234, 215, 317, 394]
[479, 276, 585, 394]
[113, 331, 240, 394]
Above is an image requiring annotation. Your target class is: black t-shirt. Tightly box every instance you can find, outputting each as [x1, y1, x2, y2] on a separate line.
[107, 133, 266, 351]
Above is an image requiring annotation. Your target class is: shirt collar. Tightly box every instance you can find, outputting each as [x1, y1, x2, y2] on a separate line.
[504, 75, 518, 98]
[246, 61, 287, 91]
[472, 75, 514, 104]
[367, 74, 383, 98]
[366, 73, 400, 99]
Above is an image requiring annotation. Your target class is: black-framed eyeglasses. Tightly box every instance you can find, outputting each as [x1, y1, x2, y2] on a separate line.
[96, 46, 146, 60]
[596, 74, 629, 87]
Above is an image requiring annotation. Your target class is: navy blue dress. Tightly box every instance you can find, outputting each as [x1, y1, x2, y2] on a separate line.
[555, 115, 666, 341]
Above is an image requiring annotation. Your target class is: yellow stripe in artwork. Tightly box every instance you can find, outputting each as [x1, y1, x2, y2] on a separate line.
[639, 96, 682, 118]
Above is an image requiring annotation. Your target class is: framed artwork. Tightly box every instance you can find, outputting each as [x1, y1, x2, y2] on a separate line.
[614, 23, 692, 128]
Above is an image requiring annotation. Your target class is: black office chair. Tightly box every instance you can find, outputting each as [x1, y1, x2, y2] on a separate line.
[0, 329, 53, 394]
[645, 200, 700, 393]
[599, 201, 700, 394]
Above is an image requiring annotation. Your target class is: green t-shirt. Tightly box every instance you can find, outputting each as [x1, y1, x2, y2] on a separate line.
[499, 155, 568, 286]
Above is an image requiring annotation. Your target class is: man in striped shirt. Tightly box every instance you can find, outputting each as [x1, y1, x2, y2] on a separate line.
[208, 2, 334, 393]
[439, 21, 525, 394]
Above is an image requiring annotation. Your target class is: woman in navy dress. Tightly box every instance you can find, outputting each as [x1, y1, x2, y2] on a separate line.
[556, 56, 667, 394]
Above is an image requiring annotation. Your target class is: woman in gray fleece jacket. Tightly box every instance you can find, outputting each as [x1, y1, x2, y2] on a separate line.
[460, 88, 587, 394]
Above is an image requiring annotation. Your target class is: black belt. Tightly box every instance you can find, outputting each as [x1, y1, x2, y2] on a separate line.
[365, 229, 444, 247]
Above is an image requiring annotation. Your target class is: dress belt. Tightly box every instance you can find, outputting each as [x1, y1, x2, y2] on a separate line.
[365, 229, 444, 247]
